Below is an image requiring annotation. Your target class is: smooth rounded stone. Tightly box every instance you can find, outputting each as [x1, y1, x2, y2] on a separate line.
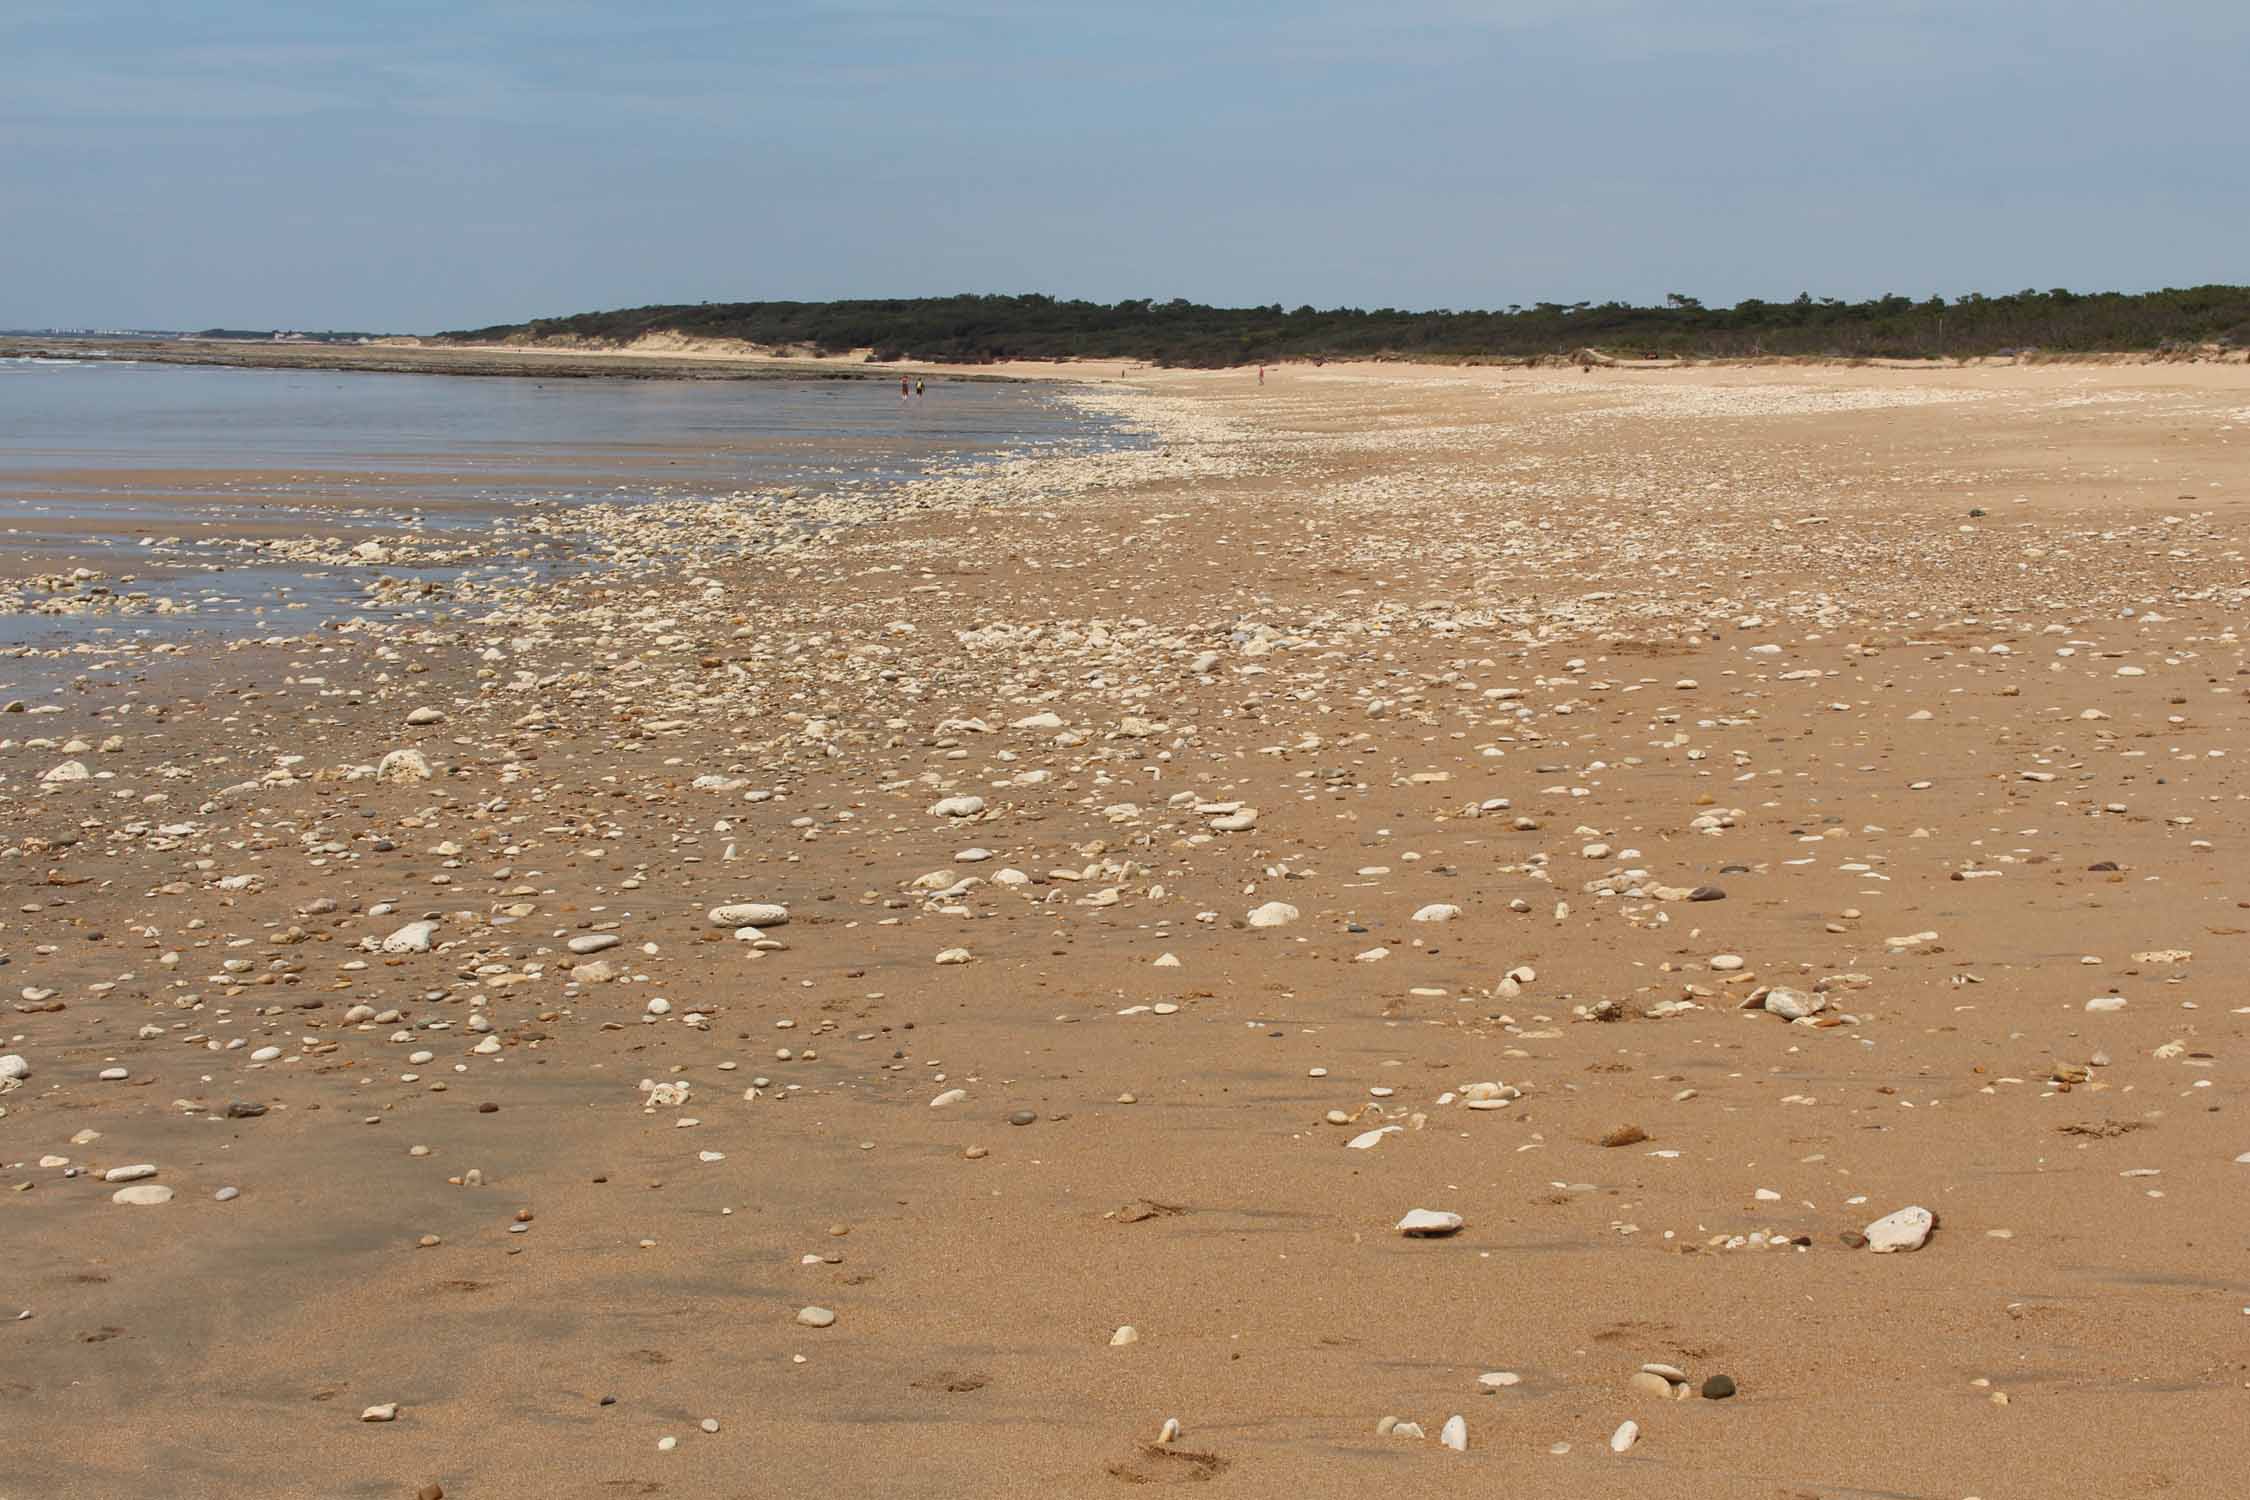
[112, 1184, 173, 1206]
[41, 759, 91, 783]
[1246, 901, 1300, 928]
[404, 706, 447, 726]
[657, 1436, 678, 1452]
[0, 1054, 28, 1082]
[929, 1089, 968, 1108]
[103, 1164, 158, 1183]
[1477, 1371, 1521, 1389]
[1411, 903, 1462, 923]
[1610, 1419, 1639, 1453]
[928, 795, 986, 818]
[567, 933, 621, 955]
[1439, 1414, 1468, 1451]
[1210, 811, 1258, 832]
[1863, 1204, 1936, 1253]
[250, 1046, 283, 1062]
[1640, 1363, 1687, 1382]
[1687, 885, 1726, 901]
[934, 947, 972, 965]
[700, 1417, 721, 1433]
[708, 902, 789, 929]
[1709, 954, 1745, 972]
[1007, 1109, 1038, 1127]
[1701, 1374, 1737, 1400]
[1395, 1208, 1464, 1237]
[1109, 1325, 1140, 1346]
[225, 1101, 267, 1118]
[381, 920, 441, 955]
[645, 998, 671, 1016]
[97, 1066, 128, 1081]
[1600, 1124, 1649, 1148]
[954, 847, 993, 862]
[361, 1402, 399, 1422]
[1155, 1416, 1181, 1445]
[215, 1186, 241, 1202]
[1628, 1371, 1675, 1399]
[796, 1306, 836, 1328]
[1763, 987, 1826, 1020]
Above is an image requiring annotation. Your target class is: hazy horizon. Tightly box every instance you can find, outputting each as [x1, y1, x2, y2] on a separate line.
[7, 1, 2246, 333]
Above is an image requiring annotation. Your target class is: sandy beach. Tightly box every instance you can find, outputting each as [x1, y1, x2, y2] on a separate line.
[4, 357, 2248, 1499]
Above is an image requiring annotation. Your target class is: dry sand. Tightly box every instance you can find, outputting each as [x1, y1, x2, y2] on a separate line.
[4, 359, 2248, 1499]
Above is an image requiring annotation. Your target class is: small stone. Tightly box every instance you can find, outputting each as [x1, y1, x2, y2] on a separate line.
[700, 1418, 720, 1434]
[1763, 987, 1826, 1021]
[708, 902, 789, 929]
[1109, 1325, 1139, 1346]
[1610, 1419, 1638, 1453]
[1246, 901, 1300, 928]
[103, 1164, 158, 1183]
[1863, 1204, 1935, 1253]
[1439, 1414, 1467, 1451]
[1701, 1374, 1737, 1400]
[1008, 1109, 1037, 1126]
[1629, 1371, 1674, 1398]
[1600, 1124, 1649, 1148]
[215, 1187, 240, 1202]
[361, 1403, 399, 1422]
[1839, 1230, 1870, 1249]
[111, 1185, 173, 1206]
[797, 1306, 836, 1328]
[1395, 1208, 1464, 1237]
[226, 1101, 267, 1118]
[1687, 886, 1726, 902]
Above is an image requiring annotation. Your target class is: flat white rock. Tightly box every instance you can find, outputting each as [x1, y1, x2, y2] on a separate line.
[1246, 901, 1300, 928]
[380, 920, 440, 955]
[1396, 1208, 1464, 1237]
[1863, 1204, 1935, 1253]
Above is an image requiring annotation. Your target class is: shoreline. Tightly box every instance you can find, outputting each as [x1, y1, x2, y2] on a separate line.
[12, 333, 2248, 388]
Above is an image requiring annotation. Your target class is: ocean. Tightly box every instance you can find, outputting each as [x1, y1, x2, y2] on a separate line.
[0, 354, 1134, 656]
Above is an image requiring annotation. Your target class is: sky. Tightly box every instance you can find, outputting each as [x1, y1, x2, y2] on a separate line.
[4, 1, 2245, 331]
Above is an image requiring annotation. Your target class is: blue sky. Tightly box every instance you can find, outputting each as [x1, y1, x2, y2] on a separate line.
[4, 1, 2244, 330]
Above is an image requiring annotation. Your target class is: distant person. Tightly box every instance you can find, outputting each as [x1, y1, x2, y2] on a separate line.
[1258, 366, 1265, 384]
[901, 375, 910, 397]
[915, 377, 925, 397]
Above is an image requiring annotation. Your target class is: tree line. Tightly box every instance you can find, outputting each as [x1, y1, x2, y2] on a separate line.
[438, 286, 2250, 367]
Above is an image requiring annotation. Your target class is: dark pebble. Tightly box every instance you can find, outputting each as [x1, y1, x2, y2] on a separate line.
[1687, 885, 1725, 902]
[1701, 1374, 1737, 1400]
[1007, 1109, 1037, 1127]
[2088, 861, 2119, 872]
[599, 1394, 616, 1406]
[419, 1486, 445, 1500]
[1839, 1230, 1869, 1249]
[477, 1103, 499, 1114]
[225, 1101, 267, 1118]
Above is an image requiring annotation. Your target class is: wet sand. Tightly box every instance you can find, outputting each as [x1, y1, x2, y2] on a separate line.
[3, 360, 2248, 1499]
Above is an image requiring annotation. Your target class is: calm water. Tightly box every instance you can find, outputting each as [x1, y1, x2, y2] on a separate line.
[0, 355, 1132, 658]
